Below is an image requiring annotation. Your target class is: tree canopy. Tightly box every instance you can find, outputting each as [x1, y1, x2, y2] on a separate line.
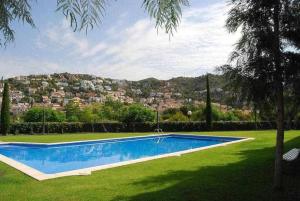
[120, 104, 155, 123]
[222, 0, 300, 189]
[223, 0, 300, 101]
[23, 107, 66, 122]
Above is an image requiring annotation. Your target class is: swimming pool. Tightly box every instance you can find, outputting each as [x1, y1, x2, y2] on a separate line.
[0, 134, 251, 180]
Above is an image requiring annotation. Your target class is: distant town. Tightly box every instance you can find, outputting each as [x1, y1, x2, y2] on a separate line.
[0, 73, 247, 117]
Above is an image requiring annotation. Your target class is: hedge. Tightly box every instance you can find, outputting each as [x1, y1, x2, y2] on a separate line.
[2, 120, 299, 135]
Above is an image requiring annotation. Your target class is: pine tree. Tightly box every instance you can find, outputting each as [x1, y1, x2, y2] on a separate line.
[223, 0, 300, 189]
[1, 82, 10, 135]
[206, 74, 212, 129]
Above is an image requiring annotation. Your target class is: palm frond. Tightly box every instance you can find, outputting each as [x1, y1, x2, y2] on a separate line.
[1, 0, 189, 46]
[142, 0, 189, 35]
[56, 0, 189, 35]
[56, 0, 107, 33]
[0, 0, 35, 47]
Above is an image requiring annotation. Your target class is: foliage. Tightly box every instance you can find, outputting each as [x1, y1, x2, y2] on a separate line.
[231, 110, 252, 121]
[78, 105, 101, 123]
[120, 104, 155, 123]
[1, 82, 10, 135]
[1, 0, 189, 46]
[67, 100, 244, 124]
[56, 0, 107, 32]
[163, 104, 251, 122]
[65, 101, 80, 122]
[179, 104, 196, 116]
[167, 74, 227, 102]
[190, 109, 205, 121]
[223, 0, 300, 189]
[167, 111, 189, 122]
[161, 108, 180, 120]
[7, 120, 296, 134]
[23, 107, 65, 122]
[64, 100, 155, 123]
[142, 0, 189, 35]
[222, 0, 300, 107]
[0, 0, 35, 47]
[130, 78, 162, 97]
[284, 91, 300, 127]
[65, 101, 81, 122]
[204, 107, 239, 122]
[205, 74, 212, 128]
[58, 0, 191, 35]
[99, 99, 125, 121]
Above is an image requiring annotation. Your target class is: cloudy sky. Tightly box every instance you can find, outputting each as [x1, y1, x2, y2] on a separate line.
[0, 0, 239, 81]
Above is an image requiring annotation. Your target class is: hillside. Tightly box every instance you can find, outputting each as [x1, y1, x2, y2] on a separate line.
[0, 73, 235, 115]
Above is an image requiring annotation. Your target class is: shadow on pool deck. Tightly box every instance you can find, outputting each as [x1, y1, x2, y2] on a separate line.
[112, 136, 300, 201]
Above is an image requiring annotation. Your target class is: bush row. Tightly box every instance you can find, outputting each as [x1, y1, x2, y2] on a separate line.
[3, 121, 299, 135]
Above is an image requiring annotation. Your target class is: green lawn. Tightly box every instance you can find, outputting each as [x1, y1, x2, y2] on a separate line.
[0, 130, 299, 201]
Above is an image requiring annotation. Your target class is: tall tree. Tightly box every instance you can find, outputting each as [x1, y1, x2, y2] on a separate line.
[0, 0, 189, 47]
[223, 0, 300, 189]
[1, 82, 10, 135]
[23, 107, 65, 122]
[205, 74, 212, 129]
[65, 100, 81, 122]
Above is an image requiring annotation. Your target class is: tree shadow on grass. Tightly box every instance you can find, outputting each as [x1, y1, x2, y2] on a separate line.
[112, 136, 300, 201]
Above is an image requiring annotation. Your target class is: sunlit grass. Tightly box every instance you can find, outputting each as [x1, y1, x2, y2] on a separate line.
[0, 130, 299, 201]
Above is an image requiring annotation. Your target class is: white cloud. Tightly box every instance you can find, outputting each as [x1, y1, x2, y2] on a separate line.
[81, 43, 108, 58]
[38, 20, 89, 56]
[10, 1, 239, 80]
[0, 56, 64, 78]
[84, 2, 240, 80]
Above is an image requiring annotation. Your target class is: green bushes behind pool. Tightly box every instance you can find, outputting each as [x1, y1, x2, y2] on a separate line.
[5, 121, 300, 134]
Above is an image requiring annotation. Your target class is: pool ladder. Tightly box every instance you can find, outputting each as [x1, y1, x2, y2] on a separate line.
[154, 128, 164, 143]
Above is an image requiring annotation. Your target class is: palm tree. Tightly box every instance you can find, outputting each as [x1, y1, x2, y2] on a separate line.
[0, 0, 189, 47]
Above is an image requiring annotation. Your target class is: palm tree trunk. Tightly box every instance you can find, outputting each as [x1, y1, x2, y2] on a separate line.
[273, 0, 285, 190]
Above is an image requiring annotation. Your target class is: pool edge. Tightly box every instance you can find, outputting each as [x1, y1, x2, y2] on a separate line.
[0, 134, 254, 181]
[0, 133, 246, 146]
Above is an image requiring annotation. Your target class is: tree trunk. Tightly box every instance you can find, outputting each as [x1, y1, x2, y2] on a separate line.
[274, 82, 284, 190]
[254, 104, 257, 130]
[273, 0, 285, 190]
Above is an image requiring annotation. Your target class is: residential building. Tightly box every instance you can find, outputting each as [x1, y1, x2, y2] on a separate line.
[50, 90, 65, 103]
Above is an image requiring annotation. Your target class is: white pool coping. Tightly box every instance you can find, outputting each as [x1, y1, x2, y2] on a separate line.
[0, 134, 254, 181]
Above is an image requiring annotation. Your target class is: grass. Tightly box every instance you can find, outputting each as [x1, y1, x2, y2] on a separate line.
[0, 130, 299, 201]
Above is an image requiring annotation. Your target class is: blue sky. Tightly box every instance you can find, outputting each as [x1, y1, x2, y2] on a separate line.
[0, 0, 239, 80]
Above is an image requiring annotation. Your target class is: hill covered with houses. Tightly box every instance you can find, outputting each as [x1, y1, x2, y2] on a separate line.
[0, 73, 238, 116]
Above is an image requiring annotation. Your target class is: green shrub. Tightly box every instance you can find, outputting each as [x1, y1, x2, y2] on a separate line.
[23, 107, 65, 122]
[232, 109, 252, 121]
[161, 108, 180, 120]
[78, 106, 101, 123]
[8, 121, 294, 134]
[120, 104, 155, 123]
[222, 111, 240, 121]
[168, 112, 189, 122]
[65, 101, 80, 122]
[99, 99, 125, 121]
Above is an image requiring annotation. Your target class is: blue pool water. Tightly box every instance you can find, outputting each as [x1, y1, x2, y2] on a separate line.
[0, 134, 242, 174]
